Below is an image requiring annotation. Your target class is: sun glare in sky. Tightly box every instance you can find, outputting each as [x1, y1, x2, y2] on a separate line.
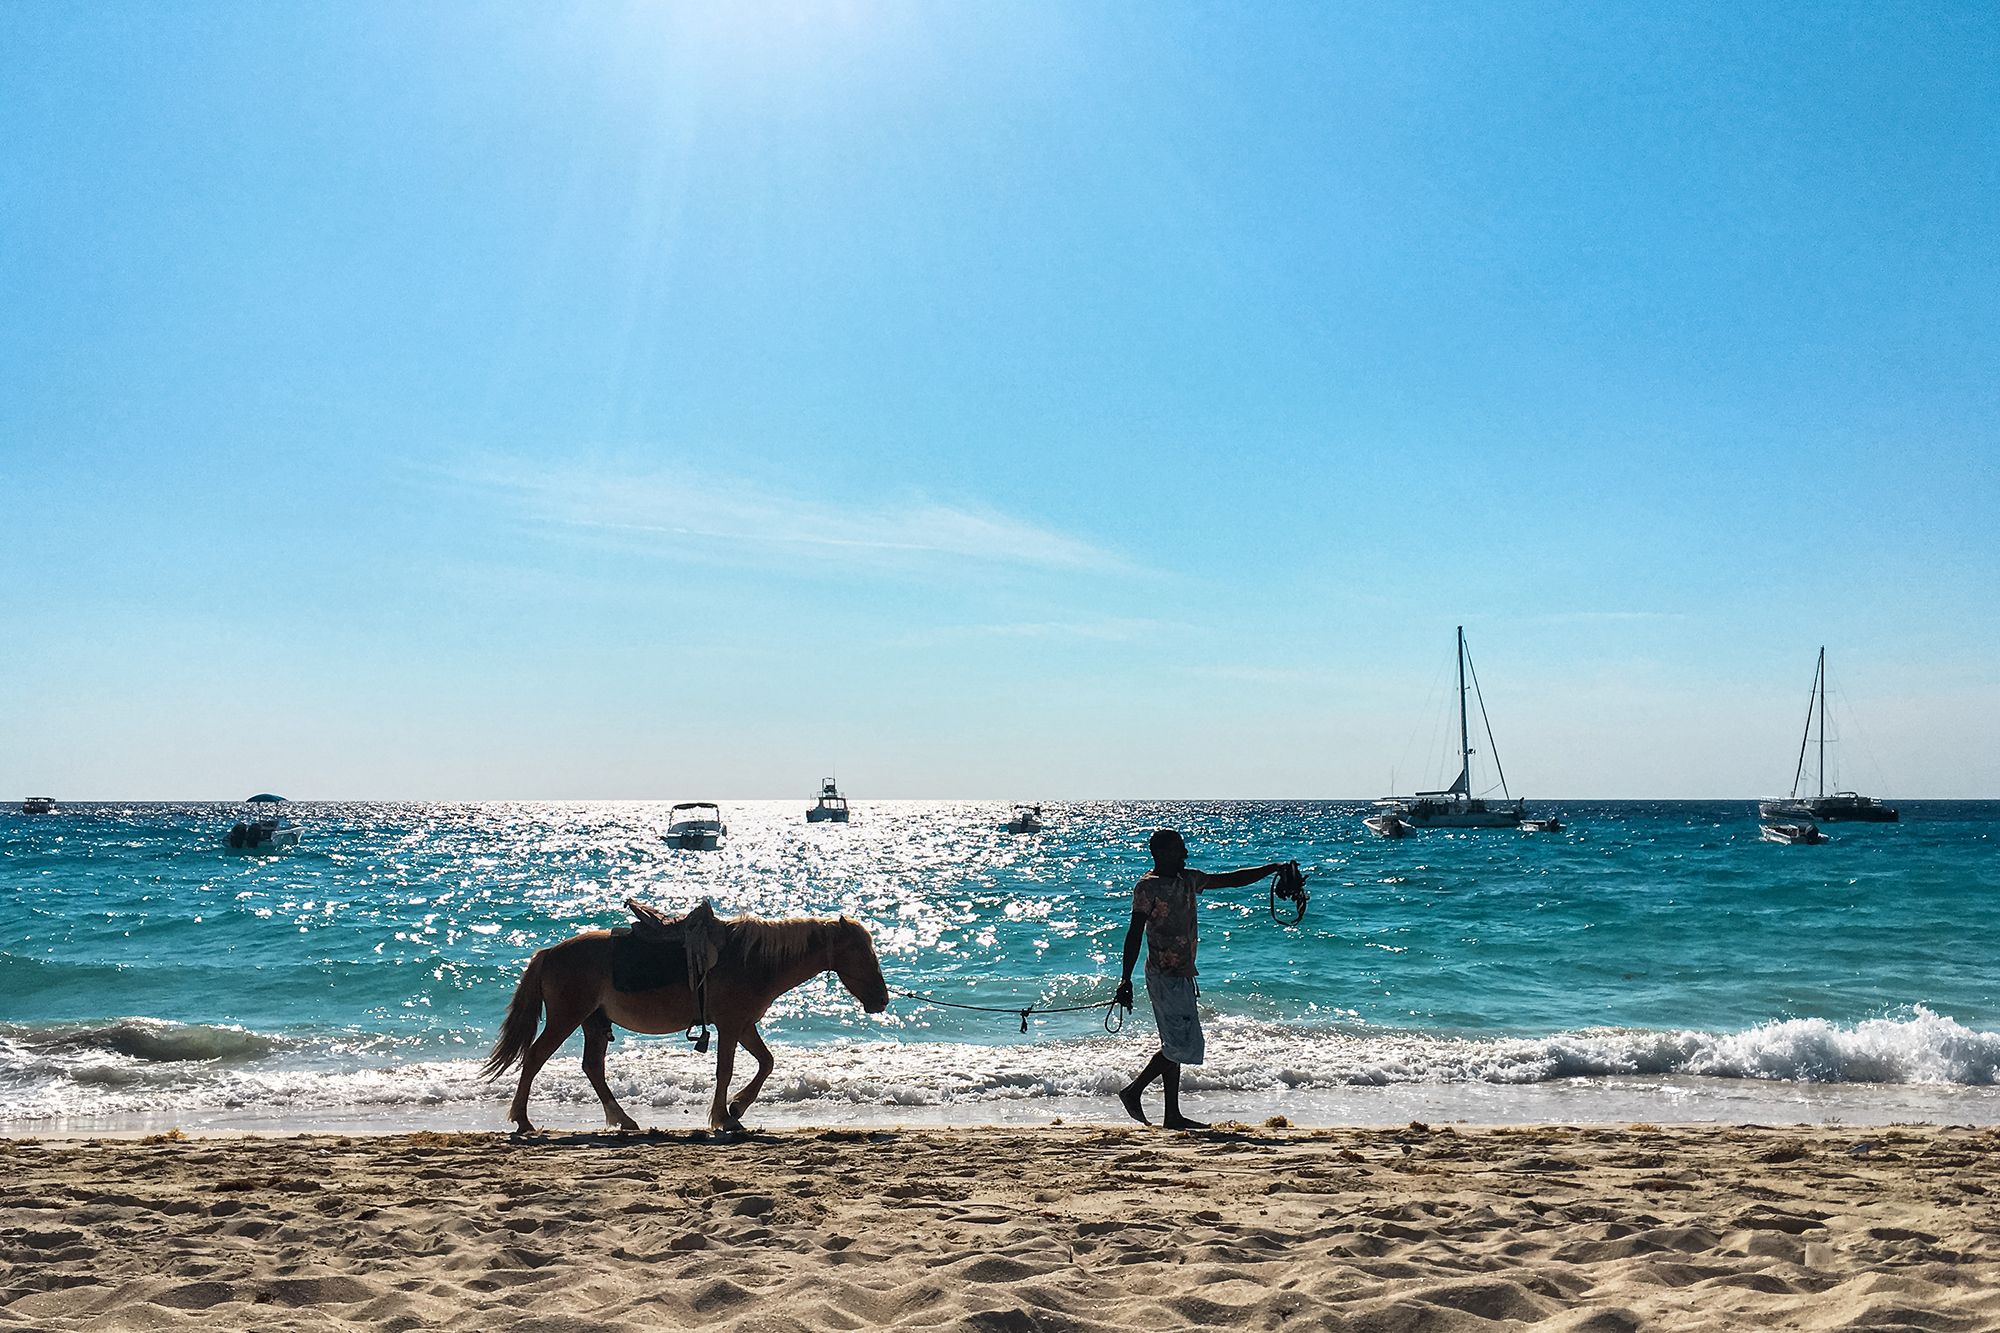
[2, 3, 1995, 798]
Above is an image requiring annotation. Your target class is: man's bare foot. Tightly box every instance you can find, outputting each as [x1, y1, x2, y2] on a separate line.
[1118, 1085, 1150, 1125]
[1163, 1114, 1209, 1131]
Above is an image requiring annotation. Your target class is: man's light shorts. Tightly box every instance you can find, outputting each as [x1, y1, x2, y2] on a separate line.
[1145, 973, 1204, 1065]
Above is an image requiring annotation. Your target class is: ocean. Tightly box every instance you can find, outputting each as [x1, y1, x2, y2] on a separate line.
[3, 800, 1997, 1133]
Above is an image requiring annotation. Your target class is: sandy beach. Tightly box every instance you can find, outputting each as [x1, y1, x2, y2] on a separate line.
[4, 1123, 1997, 1332]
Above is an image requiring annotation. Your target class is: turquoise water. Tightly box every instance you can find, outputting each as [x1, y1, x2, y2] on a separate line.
[3, 800, 1997, 1129]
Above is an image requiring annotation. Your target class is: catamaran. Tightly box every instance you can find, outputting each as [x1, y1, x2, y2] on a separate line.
[1375, 627, 1527, 829]
[1758, 648, 1899, 824]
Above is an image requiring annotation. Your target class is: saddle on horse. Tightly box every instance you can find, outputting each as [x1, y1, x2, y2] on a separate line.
[614, 897, 729, 995]
[611, 897, 733, 1053]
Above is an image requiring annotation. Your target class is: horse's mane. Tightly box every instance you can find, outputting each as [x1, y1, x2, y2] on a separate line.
[719, 914, 855, 982]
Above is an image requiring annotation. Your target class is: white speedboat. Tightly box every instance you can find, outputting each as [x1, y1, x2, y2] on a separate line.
[666, 802, 727, 850]
[1521, 817, 1564, 833]
[1003, 804, 1044, 834]
[21, 796, 56, 815]
[1758, 648, 1899, 824]
[1376, 627, 1528, 829]
[1363, 812, 1411, 838]
[1761, 821, 1827, 846]
[806, 779, 849, 824]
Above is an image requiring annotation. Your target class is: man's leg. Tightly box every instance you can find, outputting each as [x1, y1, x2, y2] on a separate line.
[1162, 1061, 1207, 1130]
[1119, 1051, 1170, 1124]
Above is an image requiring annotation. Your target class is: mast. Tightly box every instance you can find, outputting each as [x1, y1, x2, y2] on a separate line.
[1816, 646, 1826, 799]
[1457, 625, 1471, 795]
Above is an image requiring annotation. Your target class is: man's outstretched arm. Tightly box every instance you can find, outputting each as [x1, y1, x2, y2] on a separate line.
[1199, 862, 1290, 892]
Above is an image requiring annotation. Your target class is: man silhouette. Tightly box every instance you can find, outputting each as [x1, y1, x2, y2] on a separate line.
[1114, 829, 1297, 1129]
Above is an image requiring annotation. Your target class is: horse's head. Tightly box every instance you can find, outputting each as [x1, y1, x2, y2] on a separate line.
[828, 917, 890, 1014]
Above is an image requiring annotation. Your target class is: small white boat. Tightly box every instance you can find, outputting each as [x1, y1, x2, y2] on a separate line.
[1760, 821, 1827, 846]
[1521, 817, 1564, 833]
[806, 779, 849, 824]
[21, 796, 56, 815]
[1363, 812, 1411, 838]
[666, 802, 727, 850]
[1003, 804, 1044, 834]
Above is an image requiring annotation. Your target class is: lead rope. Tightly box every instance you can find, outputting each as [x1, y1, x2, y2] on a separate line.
[892, 988, 1128, 1035]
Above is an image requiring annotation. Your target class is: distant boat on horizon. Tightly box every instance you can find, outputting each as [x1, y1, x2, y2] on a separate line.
[1375, 627, 1527, 829]
[21, 796, 56, 815]
[223, 793, 300, 853]
[1003, 804, 1044, 834]
[806, 778, 850, 824]
[1758, 648, 1899, 824]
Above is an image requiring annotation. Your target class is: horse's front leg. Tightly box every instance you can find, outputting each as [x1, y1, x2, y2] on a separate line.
[726, 1025, 776, 1125]
[581, 1009, 640, 1133]
[709, 1031, 741, 1132]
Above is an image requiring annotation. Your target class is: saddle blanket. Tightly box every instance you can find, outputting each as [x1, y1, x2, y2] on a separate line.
[609, 928, 690, 994]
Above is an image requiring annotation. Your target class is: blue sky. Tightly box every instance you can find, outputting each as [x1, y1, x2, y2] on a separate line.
[3, 3, 1995, 799]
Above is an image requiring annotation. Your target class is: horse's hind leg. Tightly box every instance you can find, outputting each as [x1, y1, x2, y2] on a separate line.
[581, 1008, 640, 1133]
[508, 1003, 586, 1134]
[725, 1025, 776, 1125]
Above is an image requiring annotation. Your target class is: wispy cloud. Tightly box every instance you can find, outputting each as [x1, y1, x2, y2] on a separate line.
[447, 455, 1132, 575]
[896, 618, 1178, 646]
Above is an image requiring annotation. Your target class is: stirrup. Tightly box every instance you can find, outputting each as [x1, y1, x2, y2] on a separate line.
[686, 1025, 711, 1054]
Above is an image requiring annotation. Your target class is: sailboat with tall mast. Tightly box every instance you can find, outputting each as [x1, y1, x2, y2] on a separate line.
[1758, 648, 1899, 823]
[1375, 627, 1526, 829]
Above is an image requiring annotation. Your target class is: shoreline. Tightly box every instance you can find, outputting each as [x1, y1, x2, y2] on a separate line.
[9, 1073, 2000, 1140]
[5, 1123, 1996, 1330]
[15, 1078, 2000, 1137]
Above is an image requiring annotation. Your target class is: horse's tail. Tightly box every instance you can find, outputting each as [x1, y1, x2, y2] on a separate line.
[481, 950, 547, 1079]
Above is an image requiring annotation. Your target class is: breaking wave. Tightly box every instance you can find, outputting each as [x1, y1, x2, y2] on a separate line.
[4, 1006, 2000, 1125]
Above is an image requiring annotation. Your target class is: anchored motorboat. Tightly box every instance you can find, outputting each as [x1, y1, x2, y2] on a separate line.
[1003, 804, 1044, 834]
[806, 779, 849, 824]
[1760, 821, 1828, 846]
[1363, 812, 1411, 838]
[223, 794, 300, 853]
[21, 796, 56, 815]
[666, 802, 727, 851]
[1376, 627, 1529, 829]
[1758, 648, 1899, 824]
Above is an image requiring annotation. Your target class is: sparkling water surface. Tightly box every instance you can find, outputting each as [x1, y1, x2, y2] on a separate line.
[3, 800, 1996, 1130]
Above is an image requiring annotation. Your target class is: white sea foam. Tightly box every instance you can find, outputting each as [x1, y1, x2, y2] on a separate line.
[5, 1007, 2000, 1127]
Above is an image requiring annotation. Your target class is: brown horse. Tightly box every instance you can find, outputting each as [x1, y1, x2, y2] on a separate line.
[483, 914, 890, 1133]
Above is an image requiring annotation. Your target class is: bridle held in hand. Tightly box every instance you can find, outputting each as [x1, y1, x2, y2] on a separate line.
[1269, 860, 1310, 926]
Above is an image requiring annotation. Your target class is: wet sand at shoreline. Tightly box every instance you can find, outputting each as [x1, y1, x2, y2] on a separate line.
[4, 1123, 1998, 1331]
